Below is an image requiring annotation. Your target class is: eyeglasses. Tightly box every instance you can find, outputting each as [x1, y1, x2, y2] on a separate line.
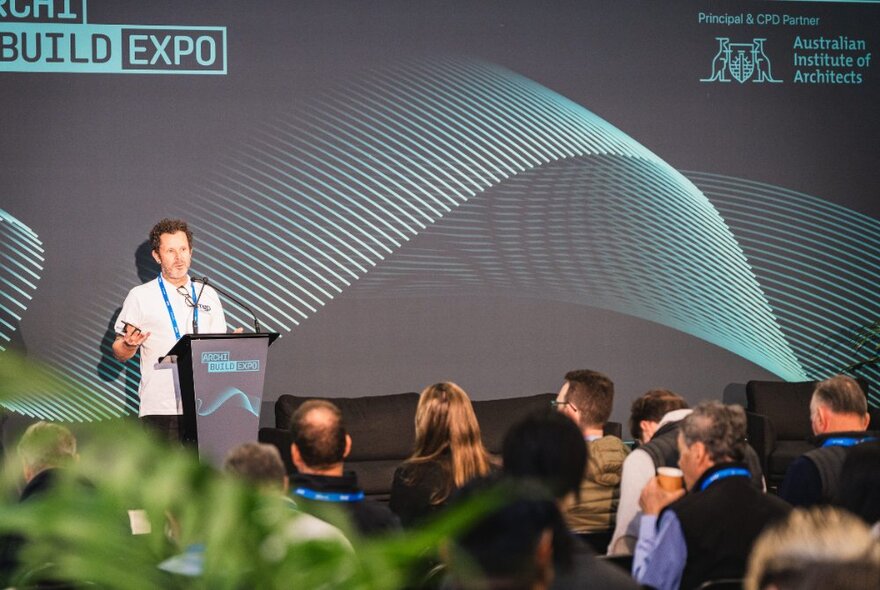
[550, 400, 578, 412]
[176, 286, 196, 308]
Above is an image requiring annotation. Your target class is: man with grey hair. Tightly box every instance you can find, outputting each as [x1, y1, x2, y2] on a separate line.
[632, 401, 790, 590]
[223, 442, 289, 491]
[1, 422, 78, 581]
[17, 421, 78, 499]
[160, 442, 352, 577]
[779, 375, 877, 507]
[745, 506, 880, 590]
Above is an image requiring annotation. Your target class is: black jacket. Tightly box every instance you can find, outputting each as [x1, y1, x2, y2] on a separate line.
[290, 470, 400, 535]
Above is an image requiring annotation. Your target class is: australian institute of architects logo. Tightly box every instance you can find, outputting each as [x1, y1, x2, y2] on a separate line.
[0, 0, 226, 74]
[701, 37, 781, 84]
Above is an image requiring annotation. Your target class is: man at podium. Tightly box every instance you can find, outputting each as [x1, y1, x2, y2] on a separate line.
[112, 218, 229, 442]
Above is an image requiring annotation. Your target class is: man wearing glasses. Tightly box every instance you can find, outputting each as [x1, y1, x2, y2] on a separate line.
[112, 218, 229, 441]
[553, 369, 629, 536]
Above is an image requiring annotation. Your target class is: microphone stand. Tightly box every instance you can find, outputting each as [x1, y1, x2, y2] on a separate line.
[193, 277, 262, 333]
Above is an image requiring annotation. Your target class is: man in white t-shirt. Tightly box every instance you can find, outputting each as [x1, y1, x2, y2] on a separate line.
[112, 218, 229, 441]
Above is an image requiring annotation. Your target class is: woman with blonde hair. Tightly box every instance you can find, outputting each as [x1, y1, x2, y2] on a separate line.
[389, 382, 493, 526]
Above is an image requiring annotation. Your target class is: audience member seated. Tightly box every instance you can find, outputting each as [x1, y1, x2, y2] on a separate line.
[632, 401, 790, 590]
[745, 506, 880, 590]
[610, 389, 690, 554]
[502, 410, 641, 589]
[0, 421, 78, 584]
[289, 401, 400, 535]
[224, 442, 291, 491]
[552, 369, 629, 536]
[160, 442, 353, 577]
[611, 390, 765, 555]
[223, 441, 353, 544]
[778, 375, 878, 507]
[444, 478, 561, 590]
[389, 382, 493, 527]
[834, 439, 880, 534]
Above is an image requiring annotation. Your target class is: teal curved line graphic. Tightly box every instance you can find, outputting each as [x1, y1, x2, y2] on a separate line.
[688, 172, 880, 406]
[197, 387, 260, 418]
[23, 57, 879, 420]
[0, 210, 43, 353]
[185, 58, 802, 382]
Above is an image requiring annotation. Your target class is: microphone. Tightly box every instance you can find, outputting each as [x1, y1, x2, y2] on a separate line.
[192, 277, 262, 333]
[191, 276, 208, 335]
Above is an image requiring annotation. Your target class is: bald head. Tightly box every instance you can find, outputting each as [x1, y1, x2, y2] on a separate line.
[290, 400, 350, 472]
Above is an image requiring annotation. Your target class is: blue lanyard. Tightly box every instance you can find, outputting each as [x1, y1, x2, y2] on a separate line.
[822, 436, 877, 448]
[699, 467, 751, 492]
[157, 274, 197, 340]
[292, 487, 365, 503]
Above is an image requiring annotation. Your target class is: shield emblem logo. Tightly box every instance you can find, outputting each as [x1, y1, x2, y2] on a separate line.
[728, 44, 756, 83]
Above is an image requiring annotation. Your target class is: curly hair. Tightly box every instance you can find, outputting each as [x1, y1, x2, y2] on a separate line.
[149, 218, 193, 252]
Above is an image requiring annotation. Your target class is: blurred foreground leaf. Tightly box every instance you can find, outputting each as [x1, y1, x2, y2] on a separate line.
[0, 410, 503, 588]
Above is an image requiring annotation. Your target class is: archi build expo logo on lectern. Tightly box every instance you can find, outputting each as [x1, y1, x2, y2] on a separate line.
[0, 0, 226, 74]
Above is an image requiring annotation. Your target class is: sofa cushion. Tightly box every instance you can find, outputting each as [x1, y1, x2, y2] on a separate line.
[472, 393, 556, 453]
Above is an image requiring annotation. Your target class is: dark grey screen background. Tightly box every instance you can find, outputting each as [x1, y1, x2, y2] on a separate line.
[2, 0, 879, 428]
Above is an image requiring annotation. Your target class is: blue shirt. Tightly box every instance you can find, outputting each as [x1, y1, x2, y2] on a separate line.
[632, 511, 688, 590]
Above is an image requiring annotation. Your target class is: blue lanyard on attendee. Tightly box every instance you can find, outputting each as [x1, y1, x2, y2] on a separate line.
[822, 436, 877, 448]
[699, 467, 751, 492]
[292, 488, 365, 503]
[157, 274, 197, 340]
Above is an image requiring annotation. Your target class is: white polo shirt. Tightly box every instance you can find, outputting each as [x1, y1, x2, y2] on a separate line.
[115, 276, 227, 416]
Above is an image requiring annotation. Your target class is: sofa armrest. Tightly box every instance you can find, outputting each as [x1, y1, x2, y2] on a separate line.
[258, 427, 294, 475]
[745, 411, 776, 477]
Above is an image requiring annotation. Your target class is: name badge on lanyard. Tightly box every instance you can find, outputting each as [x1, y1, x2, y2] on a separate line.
[157, 274, 197, 340]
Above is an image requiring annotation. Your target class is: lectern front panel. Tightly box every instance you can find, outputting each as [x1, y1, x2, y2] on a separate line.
[189, 337, 270, 465]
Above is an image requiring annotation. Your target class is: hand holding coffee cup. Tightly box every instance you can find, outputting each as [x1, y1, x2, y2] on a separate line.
[657, 467, 685, 491]
[640, 474, 686, 515]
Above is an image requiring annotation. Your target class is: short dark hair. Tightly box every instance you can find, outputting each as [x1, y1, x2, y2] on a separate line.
[680, 401, 747, 464]
[629, 389, 689, 440]
[563, 369, 614, 428]
[502, 410, 586, 501]
[447, 477, 567, 588]
[149, 218, 193, 252]
[224, 442, 286, 489]
[291, 400, 347, 469]
[812, 375, 868, 417]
